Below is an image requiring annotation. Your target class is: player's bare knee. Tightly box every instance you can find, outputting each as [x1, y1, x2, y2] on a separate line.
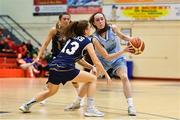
[46, 89, 57, 96]
[91, 75, 97, 82]
[120, 75, 128, 81]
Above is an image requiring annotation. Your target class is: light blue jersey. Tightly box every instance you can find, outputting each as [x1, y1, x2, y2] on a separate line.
[93, 27, 127, 74]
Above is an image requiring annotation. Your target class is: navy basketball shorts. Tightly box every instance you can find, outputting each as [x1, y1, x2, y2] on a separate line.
[48, 68, 80, 85]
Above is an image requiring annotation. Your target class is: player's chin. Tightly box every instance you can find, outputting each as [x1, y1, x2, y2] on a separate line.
[99, 25, 104, 29]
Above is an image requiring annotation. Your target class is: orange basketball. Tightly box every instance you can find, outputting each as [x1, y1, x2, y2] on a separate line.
[128, 37, 145, 55]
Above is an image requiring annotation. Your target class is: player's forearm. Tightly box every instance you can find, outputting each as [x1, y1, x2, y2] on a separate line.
[37, 39, 50, 59]
[78, 59, 93, 70]
[116, 32, 131, 41]
[94, 61, 110, 80]
[104, 50, 126, 61]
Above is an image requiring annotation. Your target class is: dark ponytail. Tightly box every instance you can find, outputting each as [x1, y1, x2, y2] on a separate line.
[63, 20, 89, 39]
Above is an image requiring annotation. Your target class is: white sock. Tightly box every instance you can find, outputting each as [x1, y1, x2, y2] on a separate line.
[76, 96, 82, 102]
[87, 97, 94, 109]
[26, 98, 37, 107]
[127, 97, 134, 107]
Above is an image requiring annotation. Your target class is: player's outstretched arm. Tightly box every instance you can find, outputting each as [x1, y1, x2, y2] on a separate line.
[36, 28, 56, 61]
[92, 38, 133, 61]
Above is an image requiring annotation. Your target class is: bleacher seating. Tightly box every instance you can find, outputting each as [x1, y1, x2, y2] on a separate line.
[0, 53, 17, 58]
[0, 68, 25, 77]
[0, 15, 42, 77]
[0, 53, 25, 77]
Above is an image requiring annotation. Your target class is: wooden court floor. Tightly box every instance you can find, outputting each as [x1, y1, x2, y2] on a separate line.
[0, 77, 179, 120]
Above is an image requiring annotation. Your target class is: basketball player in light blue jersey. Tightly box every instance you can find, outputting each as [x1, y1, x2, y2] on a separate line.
[65, 12, 136, 116]
[89, 12, 136, 116]
[19, 20, 111, 117]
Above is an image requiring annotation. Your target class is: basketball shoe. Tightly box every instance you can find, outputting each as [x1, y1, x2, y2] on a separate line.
[39, 99, 47, 105]
[84, 107, 104, 117]
[64, 100, 80, 111]
[128, 106, 136, 116]
[19, 104, 31, 113]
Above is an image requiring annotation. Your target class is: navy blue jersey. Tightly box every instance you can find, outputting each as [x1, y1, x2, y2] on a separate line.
[48, 36, 91, 85]
[50, 36, 91, 69]
[51, 31, 66, 57]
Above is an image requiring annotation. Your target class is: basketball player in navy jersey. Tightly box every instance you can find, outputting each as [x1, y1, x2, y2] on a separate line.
[19, 20, 111, 117]
[36, 12, 71, 59]
[34, 12, 80, 104]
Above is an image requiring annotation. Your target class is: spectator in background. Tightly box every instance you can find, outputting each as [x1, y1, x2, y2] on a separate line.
[16, 53, 34, 77]
[17, 42, 28, 58]
[0, 29, 3, 40]
[16, 53, 39, 78]
[0, 39, 5, 52]
[0, 36, 14, 53]
[26, 40, 34, 53]
[4, 34, 16, 51]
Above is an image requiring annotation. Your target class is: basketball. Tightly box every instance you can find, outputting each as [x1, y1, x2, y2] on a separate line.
[128, 37, 145, 55]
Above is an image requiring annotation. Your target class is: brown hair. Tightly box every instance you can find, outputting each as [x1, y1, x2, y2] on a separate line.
[89, 12, 110, 35]
[56, 12, 71, 33]
[63, 20, 89, 39]
[58, 12, 70, 20]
